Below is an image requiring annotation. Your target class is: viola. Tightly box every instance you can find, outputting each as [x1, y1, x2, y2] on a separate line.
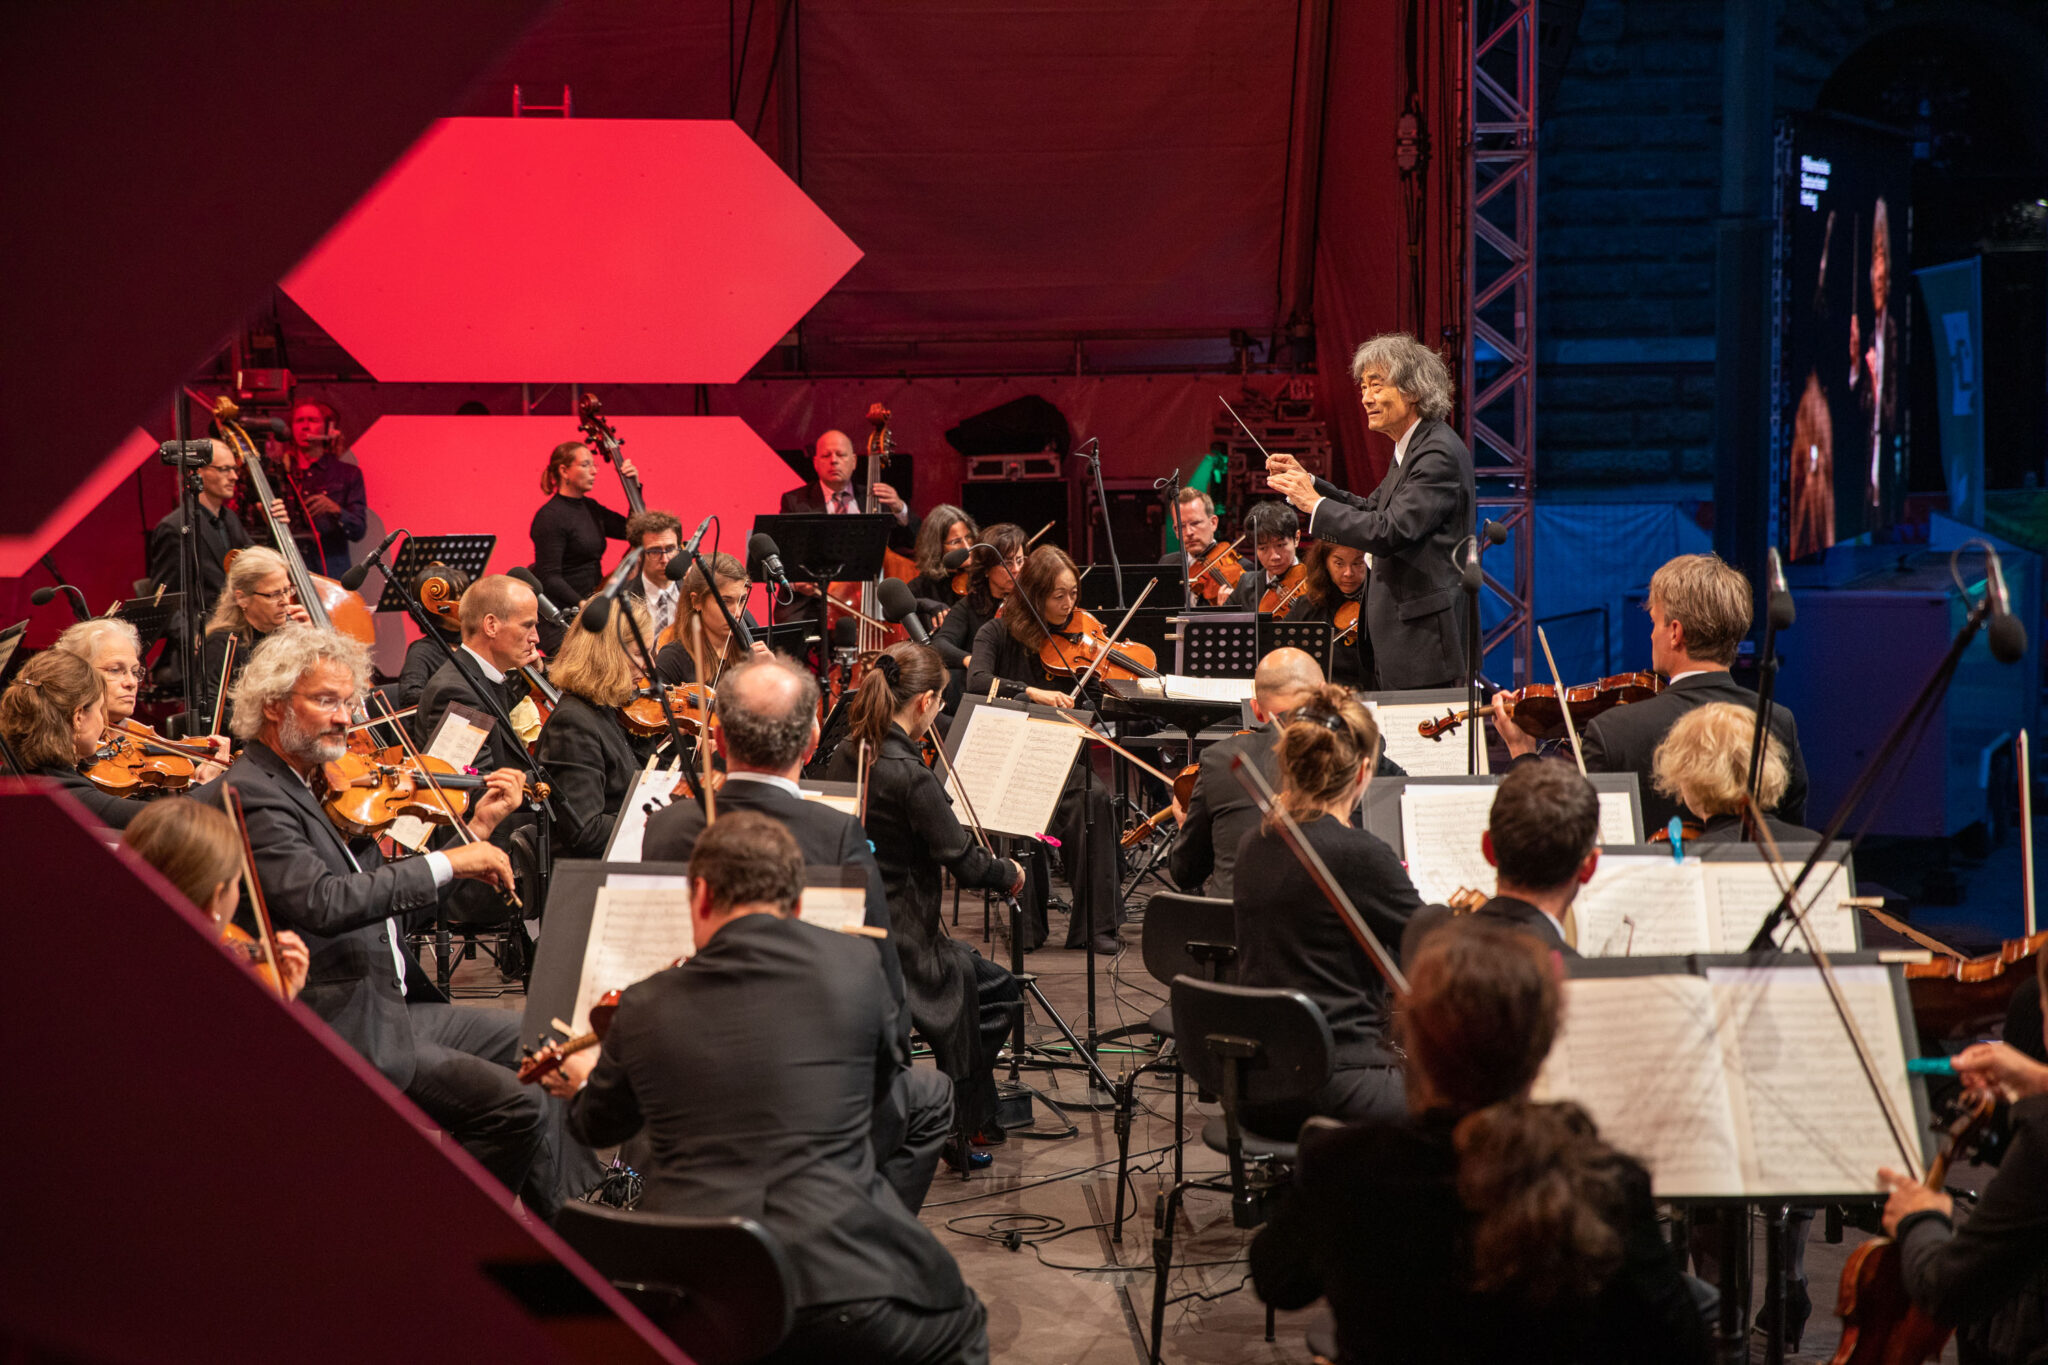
[319, 750, 548, 839]
[85, 721, 214, 794]
[1039, 607, 1160, 684]
[1417, 671, 1665, 744]
[1186, 536, 1247, 605]
[1257, 563, 1310, 618]
[1333, 600, 1361, 645]
[619, 680, 714, 739]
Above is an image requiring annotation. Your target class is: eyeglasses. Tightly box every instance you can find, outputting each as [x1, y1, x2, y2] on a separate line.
[643, 545, 678, 560]
[291, 690, 355, 714]
[246, 587, 295, 604]
[100, 665, 148, 683]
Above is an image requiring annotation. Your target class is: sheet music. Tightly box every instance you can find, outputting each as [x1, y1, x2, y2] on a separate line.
[799, 883, 868, 932]
[1133, 673, 1259, 703]
[568, 878, 695, 1035]
[942, 705, 1085, 838]
[386, 702, 492, 852]
[1573, 854, 1714, 958]
[1369, 702, 1490, 778]
[1709, 860, 1857, 954]
[605, 766, 686, 861]
[1534, 975, 1747, 1198]
[1595, 792, 1637, 845]
[1397, 785, 1498, 905]
[1710, 965, 1914, 1194]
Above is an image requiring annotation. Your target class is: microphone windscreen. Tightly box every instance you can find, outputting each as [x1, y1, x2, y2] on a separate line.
[338, 562, 371, 592]
[1990, 612, 2028, 665]
[1768, 591, 1796, 632]
[749, 532, 779, 563]
[29, 586, 56, 606]
[877, 577, 918, 623]
[507, 566, 543, 594]
[1483, 520, 1508, 546]
[1461, 558, 1482, 593]
[579, 595, 613, 633]
[943, 547, 971, 572]
[666, 551, 694, 583]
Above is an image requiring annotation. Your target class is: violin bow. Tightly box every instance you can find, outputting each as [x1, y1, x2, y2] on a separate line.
[1047, 706, 1178, 787]
[368, 690, 522, 910]
[855, 738, 872, 825]
[220, 782, 287, 1000]
[1066, 577, 1157, 703]
[1227, 751, 1408, 998]
[209, 634, 238, 736]
[1025, 521, 1055, 549]
[1536, 625, 1588, 776]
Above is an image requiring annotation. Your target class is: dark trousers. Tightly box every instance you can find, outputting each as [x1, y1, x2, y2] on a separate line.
[1051, 767, 1120, 946]
[1241, 1062, 1405, 1141]
[961, 951, 1022, 1134]
[874, 1066, 954, 1215]
[762, 1291, 989, 1365]
[402, 1002, 600, 1220]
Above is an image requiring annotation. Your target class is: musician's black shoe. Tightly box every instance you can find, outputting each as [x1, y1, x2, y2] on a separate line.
[970, 1122, 1007, 1147]
[941, 1137, 993, 1172]
[1754, 1276, 1811, 1354]
[1087, 933, 1121, 957]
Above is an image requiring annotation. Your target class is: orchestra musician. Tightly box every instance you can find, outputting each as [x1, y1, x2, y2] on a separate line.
[781, 428, 912, 531]
[908, 503, 978, 620]
[964, 545, 1122, 954]
[120, 796, 309, 1000]
[1231, 685, 1419, 1133]
[216, 625, 595, 1216]
[622, 510, 683, 640]
[277, 398, 368, 579]
[1652, 701, 1820, 844]
[930, 523, 1025, 711]
[529, 440, 642, 622]
[0, 650, 141, 829]
[390, 562, 470, 711]
[1225, 500, 1301, 608]
[539, 812, 992, 1365]
[531, 596, 652, 859]
[1251, 915, 1711, 1365]
[146, 439, 253, 611]
[55, 618, 229, 784]
[653, 551, 767, 689]
[200, 546, 312, 732]
[1293, 539, 1372, 689]
[1160, 486, 1230, 572]
[824, 642, 1026, 1155]
[1265, 332, 1475, 690]
[640, 654, 958, 1210]
[412, 575, 541, 776]
[1492, 553, 1809, 835]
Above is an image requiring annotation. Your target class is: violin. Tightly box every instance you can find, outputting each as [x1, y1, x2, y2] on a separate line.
[1122, 761, 1203, 849]
[1257, 563, 1310, 618]
[1416, 671, 1665, 744]
[1333, 599, 1361, 645]
[1648, 818, 1706, 846]
[518, 982, 643, 1084]
[86, 720, 222, 794]
[1830, 1091, 1994, 1365]
[1905, 929, 2048, 1041]
[219, 923, 283, 996]
[1187, 536, 1247, 605]
[1039, 607, 1160, 684]
[319, 750, 549, 839]
[619, 680, 714, 739]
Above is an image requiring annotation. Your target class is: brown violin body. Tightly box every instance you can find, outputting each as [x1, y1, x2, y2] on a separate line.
[1333, 600, 1361, 645]
[1648, 819, 1706, 846]
[219, 922, 283, 995]
[519, 956, 684, 1084]
[1418, 671, 1666, 744]
[1040, 608, 1159, 684]
[619, 681, 714, 738]
[1187, 539, 1246, 605]
[1906, 929, 2048, 1041]
[1122, 761, 1202, 849]
[1258, 563, 1310, 618]
[86, 725, 198, 794]
[319, 750, 546, 838]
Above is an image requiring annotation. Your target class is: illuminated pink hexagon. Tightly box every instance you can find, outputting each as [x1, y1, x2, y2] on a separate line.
[349, 416, 796, 621]
[285, 119, 862, 384]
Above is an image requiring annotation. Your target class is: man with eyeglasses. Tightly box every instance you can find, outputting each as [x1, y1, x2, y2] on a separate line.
[147, 440, 255, 604]
[623, 509, 683, 640]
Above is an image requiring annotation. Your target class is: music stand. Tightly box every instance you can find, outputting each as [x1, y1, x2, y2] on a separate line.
[106, 592, 187, 652]
[1266, 617, 1333, 674]
[1174, 611, 1257, 677]
[373, 535, 497, 612]
[757, 619, 817, 658]
[1078, 565, 1168, 613]
[751, 514, 895, 586]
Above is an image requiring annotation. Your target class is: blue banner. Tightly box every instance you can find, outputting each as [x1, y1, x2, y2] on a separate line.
[1915, 257, 1985, 527]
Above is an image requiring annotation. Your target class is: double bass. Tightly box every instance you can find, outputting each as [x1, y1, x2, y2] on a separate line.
[825, 403, 913, 661]
[577, 392, 647, 517]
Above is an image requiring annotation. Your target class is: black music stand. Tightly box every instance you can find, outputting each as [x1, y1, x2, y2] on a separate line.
[106, 592, 187, 653]
[1266, 617, 1333, 674]
[1078, 565, 1168, 613]
[751, 514, 895, 586]
[1174, 611, 1258, 677]
[757, 620, 817, 658]
[373, 535, 497, 612]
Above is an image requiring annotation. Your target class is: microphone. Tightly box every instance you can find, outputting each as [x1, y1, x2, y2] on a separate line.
[579, 547, 645, 633]
[664, 513, 716, 583]
[338, 529, 404, 591]
[1766, 546, 1796, 632]
[1455, 537, 1482, 593]
[1482, 520, 1507, 547]
[943, 547, 973, 573]
[507, 567, 573, 630]
[233, 415, 291, 439]
[749, 532, 793, 591]
[1986, 547, 2027, 664]
[878, 578, 930, 644]
[30, 584, 90, 622]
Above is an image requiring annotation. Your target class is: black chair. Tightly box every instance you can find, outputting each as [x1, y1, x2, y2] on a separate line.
[1148, 975, 1333, 1365]
[553, 1202, 794, 1365]
[1109, 891, 1236, 1242]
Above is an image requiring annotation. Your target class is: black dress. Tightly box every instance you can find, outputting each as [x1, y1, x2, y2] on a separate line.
[1293, 590, 1371, 690]
[1251, 1108, 1710, 1365]
[530, 692, 638, 858]
[825, 725, 1021, 1132]
[39, 763, 143, 830]
[529, 493, 629, 608]
[909, 569, 960, 618]
[965, 619, 1122, 946]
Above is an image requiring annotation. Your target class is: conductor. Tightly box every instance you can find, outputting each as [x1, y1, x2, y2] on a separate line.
[1265, 332, 1474, 690]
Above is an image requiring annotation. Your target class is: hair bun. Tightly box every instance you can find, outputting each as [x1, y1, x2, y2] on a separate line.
[877, 653, 902, 687]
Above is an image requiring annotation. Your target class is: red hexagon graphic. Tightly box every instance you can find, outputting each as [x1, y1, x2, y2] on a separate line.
[284, 120, 862, 384]
[347, 415, 797, 621]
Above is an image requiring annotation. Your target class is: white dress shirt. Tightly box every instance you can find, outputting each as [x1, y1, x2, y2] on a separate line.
[1308, 417, 1421, 570]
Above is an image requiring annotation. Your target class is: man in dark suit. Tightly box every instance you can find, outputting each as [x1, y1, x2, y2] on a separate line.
[1265, 333, 1475, 690]
[544, 813, 989, 1364]
[217, 624, 595, 1218]
[778, 428, 914, 656]
[642, 654, 957, 1207]
[1402, 759, 1597, 963]
[147, 440, 255, 690]
[1491, 552, 1808, 834]
[1170, 646, 1323, 898]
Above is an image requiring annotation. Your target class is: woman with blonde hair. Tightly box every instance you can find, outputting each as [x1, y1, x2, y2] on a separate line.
[1231, 683, 1420, 1132]
[653, 551, 767, 688]
[200, 546, 310, 730]
[121, 796, 309, 999]
[533, 596, 653, 856]
[0, 649, 138, 829]
[1652, 701, 1818, 844]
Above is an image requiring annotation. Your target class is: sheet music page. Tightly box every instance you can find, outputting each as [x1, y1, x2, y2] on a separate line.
[802, 789, 860, 817]
[1572, 855, 1712, 958]
[1135, 674, 1258, 703]
[798, 883, 868, 932]
[1708, 860, 1857, 954]
[387, 703, 492, 852]
[1533, 974, 1746, 1198]
[1397, 785, 1498, 905]
[1370, 702, 1489, 777]
[942, 706, 1085, 838]
[605, 766, 686, 861]
[568, 879, 695, 1035]
[1710, 965, 1915, 1195]
[1596, 792, 1637, 845]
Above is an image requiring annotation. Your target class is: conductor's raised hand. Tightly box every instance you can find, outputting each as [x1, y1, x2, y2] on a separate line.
[1265, 462, 1319, 514]
[446, 840, 517, 895]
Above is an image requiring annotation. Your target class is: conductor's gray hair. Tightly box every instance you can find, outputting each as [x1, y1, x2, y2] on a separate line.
[1349, 332, 1456, 423]
[227, 624, 369, 740]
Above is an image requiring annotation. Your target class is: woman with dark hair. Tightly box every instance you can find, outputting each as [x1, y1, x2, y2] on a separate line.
[825, 640, 1024, 1149]
[907, 504, 978, 619]
[1232, 684, 1418, 1132]
[528, 440, 640, 615]
[1293, 539, 1372, 689]
[0, 650, 139, 830]
[1252, 916, 1709, 1365]
[965, 544, 1123, 953]
[930, 521, 1024, 711]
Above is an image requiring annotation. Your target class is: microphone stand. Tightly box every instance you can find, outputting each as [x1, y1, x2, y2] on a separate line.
[1079, 438, 1126, 611]
[174, 394, 203, 720]
[1742, 600, 1785, 834]
[1155, 468, 1191, 610]
[1460, 537, 1483, 777]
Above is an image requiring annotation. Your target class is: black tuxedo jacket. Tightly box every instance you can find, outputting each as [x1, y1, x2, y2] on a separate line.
[1402, 893, 1578, 967]
[147, 500, 251, 602]
[219, 740, 444, 1088]
[568, 914, 969, 1312]
[777, 481, 916, 555]
[414, 650, 523, 777]
[1307, 416, 1474, 689]
[1579, 670, 1808, 834]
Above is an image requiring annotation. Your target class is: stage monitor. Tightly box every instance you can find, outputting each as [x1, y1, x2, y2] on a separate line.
[1773, 113, 1914, 562]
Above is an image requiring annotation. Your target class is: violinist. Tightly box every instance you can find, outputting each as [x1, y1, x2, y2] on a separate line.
[653, 551, 766, 688]
[908, 503, 978, 620]
[623, 509, 683, 639]
[276, 398, 368, 579]
[1251, 916, 1710, 1365]
[965, 545, 1122, 953]
[413, 575, 541, 777]
[1231, 686, 1420, 1132]
[532, 596, 652, 858]
[931, 522, 1025, 709]
[529, 440, 641, 625]
[1265, 332, 1474, 690]
[200, 546, 311, 732]
[1651, 701, 1819, 845]
[1161, 486, 1223, 565]
[1492, 553, 1808, 836]
[823, 642, 1026, 1156]
[1225, 500, 1302, 608]
[0, 650, 141, 830]
[219, 626, 596, 1216]
[1879, 961, 2048, 1365]
[55, 618, 230, 784]
[1293, 539, 1372, 689]
[390, 562, 470, 710]
[119, 796, 309, 1000]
